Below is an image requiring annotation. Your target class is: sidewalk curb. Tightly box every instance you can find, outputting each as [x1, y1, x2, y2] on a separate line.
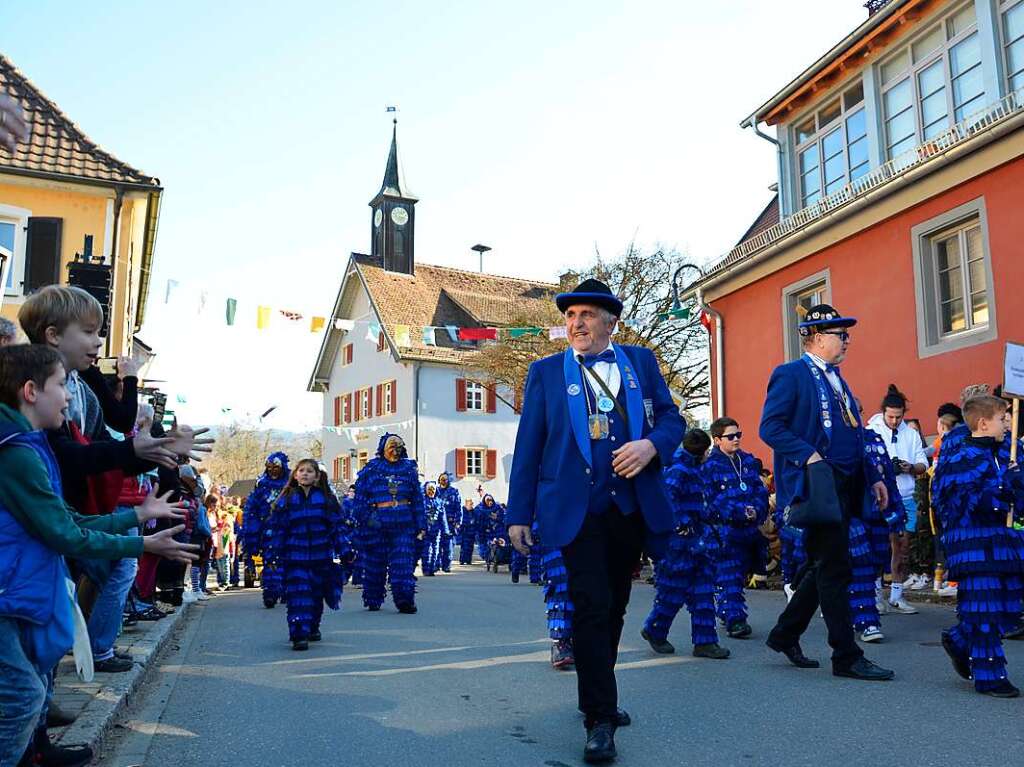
[51, 600, 194, 752]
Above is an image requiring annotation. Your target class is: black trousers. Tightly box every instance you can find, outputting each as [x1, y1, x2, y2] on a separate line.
[561, 507, 645, 728]
[768, 469, 864, 668]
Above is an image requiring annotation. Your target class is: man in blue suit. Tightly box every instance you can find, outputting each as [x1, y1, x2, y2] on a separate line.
[508, 278, 684, 765]
[760, 303, 893, 682]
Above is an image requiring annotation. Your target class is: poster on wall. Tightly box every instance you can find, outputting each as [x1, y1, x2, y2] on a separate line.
[1003, 341, 1024, 399]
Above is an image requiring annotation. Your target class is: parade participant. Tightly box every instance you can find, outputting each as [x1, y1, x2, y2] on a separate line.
[266, 458, 353, 650]
[542, 547, 575, 669]
[436, 472, 461, 572]
[479, 496, 510, 572]
[934, 395, 1024, 697]
[702, 417, 769, 639]
[352, 433, 426, 613]
[507, 278, 685, 763]
[458, 497, 477, 564]
[475, 494, 502, 563]
[242, 452, 289, 608]
[340, 486, 362, 585]
[761, 304, 893, 681]
[641, 429, 729, 659]
[419, 481, 447, 576]
[528, 521, 544, 584]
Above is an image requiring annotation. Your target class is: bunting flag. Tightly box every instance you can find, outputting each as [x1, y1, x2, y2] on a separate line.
[310, 316, 326, 333]
[656, 307, 691, 322]
[549, 326, 568, 340]
[225, 298, 237, 326]
[280, 310, 303, 322]
[422, 326, 437, 346]
[507, 327, 544, 338]
[700, 311, 713, 332]
[458, 327, 497, 341]
[256, 306, 272, 330]
[334, 319, 355, 331]
[176, 394, 187, 404]
[445, 325, 459, 342]
[164, 279, 179, 304]
[367, 320, 381, 342]
[394, 324, 411, 346]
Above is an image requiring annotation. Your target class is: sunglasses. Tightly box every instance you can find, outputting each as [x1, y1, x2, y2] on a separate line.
[820, 330, 850, 341]
[721, 432, 742, 440]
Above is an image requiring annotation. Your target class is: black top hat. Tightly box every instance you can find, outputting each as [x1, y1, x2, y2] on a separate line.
[555, 278, 624, 317]
[797, 303, 857, 337]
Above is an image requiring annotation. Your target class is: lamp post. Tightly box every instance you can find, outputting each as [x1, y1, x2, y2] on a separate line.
[471, 244, 492, 273]
[670, 263, 704, 310]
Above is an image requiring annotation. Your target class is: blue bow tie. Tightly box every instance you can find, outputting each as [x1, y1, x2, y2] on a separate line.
[580, 349, 615, 369]
[825, 363, 840, 375]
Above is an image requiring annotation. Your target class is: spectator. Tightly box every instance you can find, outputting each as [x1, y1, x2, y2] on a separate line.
[0, 316, 18, 346]
[867, 385, 928, 612]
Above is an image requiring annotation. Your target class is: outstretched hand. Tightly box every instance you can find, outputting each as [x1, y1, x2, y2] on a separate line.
[142, 526, 201, 563]
[508, 524, 533, 556]
[135, 487, 188, 524]
[166, 425, 215, 462]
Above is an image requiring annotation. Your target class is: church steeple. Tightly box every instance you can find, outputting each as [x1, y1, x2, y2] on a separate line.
[370, 119, 418, 275]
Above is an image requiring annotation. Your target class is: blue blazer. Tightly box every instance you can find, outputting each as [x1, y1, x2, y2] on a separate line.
[506, 344, 684, 548]
[759, 359, 866, 515]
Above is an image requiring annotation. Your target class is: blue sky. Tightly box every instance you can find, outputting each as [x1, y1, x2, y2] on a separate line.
[6, 0, 865, 429]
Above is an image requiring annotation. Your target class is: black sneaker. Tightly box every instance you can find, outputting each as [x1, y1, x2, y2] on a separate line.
[309, 631, 322, 642]
[727, 620, 753, 639]
[397, 602, 418, 614]
[94, 655, 133, 673]
[640, 628, 675, 654]
[941, 630, 971, 680]
[693, 643, 730, 659]
[511, 573, 520, 583]
[981, 680, 1020, 698]
[292, 639, 309, 651]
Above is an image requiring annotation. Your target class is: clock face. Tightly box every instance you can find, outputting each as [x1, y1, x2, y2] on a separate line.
[391, 207, 409, 226]
[374, 209, 383, 227]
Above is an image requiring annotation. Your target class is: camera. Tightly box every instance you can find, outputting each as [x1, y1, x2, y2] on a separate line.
[891, 456, 904, 475]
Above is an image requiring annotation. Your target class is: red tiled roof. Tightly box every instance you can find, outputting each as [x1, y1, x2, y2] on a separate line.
[0, 54, 159, 188]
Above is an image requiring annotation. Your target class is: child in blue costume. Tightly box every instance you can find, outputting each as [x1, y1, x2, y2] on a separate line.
[641, 431, 730, 659]
[436, 472, 461, 572]
[419, 481, 447, 576]
[458, 498, 477, 564]
[702, 418, 769, 639]
[477, 495, 508, 571]
[243, 452, 289, 608]
[352, 434, 426, 613]
[542, 546, 575, 669]
[933, 395, 1024, 698]
[267, 459, 353, 650]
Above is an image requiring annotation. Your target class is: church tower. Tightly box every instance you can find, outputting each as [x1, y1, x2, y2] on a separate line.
[369, 119, 418, 275]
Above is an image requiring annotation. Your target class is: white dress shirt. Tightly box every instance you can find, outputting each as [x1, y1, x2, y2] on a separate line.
[576, 342, 621, 398]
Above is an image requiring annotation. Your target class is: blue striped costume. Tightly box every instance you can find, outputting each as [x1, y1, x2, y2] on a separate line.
[542, 547, 573, 641]
[353, 435, 427, 611]
[458, 503, 477, 564]
[340, 495, 362, 585]
[419, 483, 448, 576]
[242, 452, 289, 606]
[436, 475, 461, 572]
[476, 496, 507, 564]
[642, 450, 720, 646]
[702, 447, 768, 625]
[511, 521, 544, 583]
[933, 433, 1024, 692]
[267, 486, 352, 641]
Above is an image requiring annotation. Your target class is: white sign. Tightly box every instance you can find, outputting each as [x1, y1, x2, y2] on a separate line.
[1003, 341, 1024, 398]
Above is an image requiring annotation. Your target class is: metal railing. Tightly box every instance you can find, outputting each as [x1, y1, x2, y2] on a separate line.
[703, 88, 1024, 281]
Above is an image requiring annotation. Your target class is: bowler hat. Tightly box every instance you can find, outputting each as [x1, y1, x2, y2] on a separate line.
[555, 278, 624, 317]
[797, 303, 857, 337]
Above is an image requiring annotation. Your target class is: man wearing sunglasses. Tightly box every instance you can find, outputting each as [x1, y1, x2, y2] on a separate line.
[760, 304, 894, 681]
[703, 417, 769, 639]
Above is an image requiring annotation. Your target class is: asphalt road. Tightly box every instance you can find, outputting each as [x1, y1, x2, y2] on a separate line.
[99, 564, 1024, 767]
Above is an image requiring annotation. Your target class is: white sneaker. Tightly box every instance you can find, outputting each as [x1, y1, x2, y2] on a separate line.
[196, 592, 210, 602]
[861, 626, 884, 643]
[783, 583, 794, 602]
[888, 598, 918, 614]
[876, 598, 889, 615]
[901, 574, 918, 588]
[937, 585, 958, 598]
[910, 574, 929, 591]
[182, 591, 198, 603]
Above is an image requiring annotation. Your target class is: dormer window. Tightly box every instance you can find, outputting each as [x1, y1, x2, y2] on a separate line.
[794, 82, 868, 208]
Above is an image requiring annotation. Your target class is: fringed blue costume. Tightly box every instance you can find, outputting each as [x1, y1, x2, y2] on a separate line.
[458, 503, 477, 564]
[542, 547, 573, 641]
[352, 435, 426, 612]
[642, 450, 720, 647]
[242, 452, 289, 607]
[510, 521, 543, 583]
[933, 433, 1024, 693]
[476, 496, 507, 565]
[703, 447, 768, 627]
[267, 486, 352, 642]
[419, 483, 448, 576]
[436, 475, 461, 572]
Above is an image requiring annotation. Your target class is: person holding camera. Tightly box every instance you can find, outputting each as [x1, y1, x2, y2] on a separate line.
[866, 385, 928, 613]
[760, 304, 893, 681]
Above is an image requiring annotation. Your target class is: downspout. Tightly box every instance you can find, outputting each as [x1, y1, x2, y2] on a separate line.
[696, 287, 724, 419]
[105, 186, 125, 357]
[413, 362, 421, 461]
[746, 113, 784, 213]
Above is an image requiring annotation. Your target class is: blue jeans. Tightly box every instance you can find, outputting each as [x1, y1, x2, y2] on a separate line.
[0, 617, 47, 766]
[87, 533, 139, 661]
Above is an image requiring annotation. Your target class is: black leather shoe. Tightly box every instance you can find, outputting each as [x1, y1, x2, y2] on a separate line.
[614, 708, 630, 728]
[397, 602, 418, 614]
[941, 630, 971, 680]
[641, 628, 675, 654]
[833, 657, 894, 680]
[292, 639, 309, 651]
[309, 631, 322, 642]
[583, 722, 617, 764]
[727, 620, 753, 639]
[765, 638, 820, 668]
[693, 643, 730, 659]
[981, 680, 1020, 698]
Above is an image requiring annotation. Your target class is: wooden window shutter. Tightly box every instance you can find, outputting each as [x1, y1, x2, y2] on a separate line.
[342, 393, 351, 424]
[332, 457, 340, 482]
[24, 217, 63, 293]
[486, 384, 497, 414]
[390, 379, 397, 414]
[455, 448, 467, 478]
[375, 384, 383, 416]
[455, 378, 467, 412]
[345, 344, 353, 365]
[342, 457, 350, 481]
[353, 391, 362, 422]
[377, 331, 385, 352]
[485, 449, 498, 479]
[333, 396, 341, 426]
[367, 386, 374, 418]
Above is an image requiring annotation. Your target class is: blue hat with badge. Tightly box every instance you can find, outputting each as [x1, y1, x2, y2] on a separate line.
[797, 303, 857, 337]
[555, 278, 624, 317]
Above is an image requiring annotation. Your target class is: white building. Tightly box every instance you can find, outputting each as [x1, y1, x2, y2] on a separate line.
[307, 124, 557, 501]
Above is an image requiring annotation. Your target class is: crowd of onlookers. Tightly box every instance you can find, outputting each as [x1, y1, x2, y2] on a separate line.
[0, 287, 212, 767]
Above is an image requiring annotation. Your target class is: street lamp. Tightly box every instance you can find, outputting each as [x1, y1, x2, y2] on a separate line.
[471, 244, 492, 273]
[671, 263, 704, 310]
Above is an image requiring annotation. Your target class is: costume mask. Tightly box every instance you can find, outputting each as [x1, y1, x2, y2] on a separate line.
[384, 436, 404, 463]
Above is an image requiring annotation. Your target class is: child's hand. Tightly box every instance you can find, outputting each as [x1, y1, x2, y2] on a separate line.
[142, 526, 200, 563]
[136, 487, 188, 524]
[132, 431, 179, 468]
[165, 425, 215, 461]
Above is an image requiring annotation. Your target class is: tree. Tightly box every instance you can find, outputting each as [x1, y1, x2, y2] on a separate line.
[202, 423, 323, 491]
[472, 243, 709, 415]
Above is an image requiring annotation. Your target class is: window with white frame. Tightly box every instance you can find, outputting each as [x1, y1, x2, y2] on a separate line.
[383, 380, 394, 414]
[357, 450, 369, 470]
[465, 448, 485, 477]
[880, 3, 984, 160]
[465, 380, 484, 411]
[794, 82, 868, 208]
[1001, 0, 1024, 92]
[360, 388, 371, 419]
[933, 221, 988, 336]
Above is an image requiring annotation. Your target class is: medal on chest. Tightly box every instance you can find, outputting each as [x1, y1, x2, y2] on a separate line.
[387, 476, 399, 499]
[589, 413, 610, 440]
[597, 394, 615, 413]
